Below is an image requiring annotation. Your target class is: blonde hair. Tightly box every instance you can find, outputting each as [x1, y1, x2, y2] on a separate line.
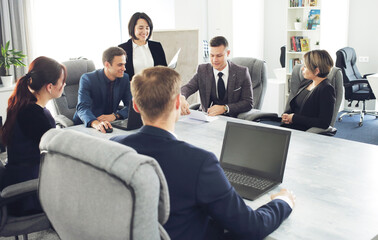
[131, 66, 181, 121]
[303, 50, 334, 78]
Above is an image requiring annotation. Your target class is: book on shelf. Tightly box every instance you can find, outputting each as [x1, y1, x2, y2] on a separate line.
[290, 36, 309, 52]
[307, 9, 320, 30]
[300, 38, 310, 52]
[309, 0, 317, 7]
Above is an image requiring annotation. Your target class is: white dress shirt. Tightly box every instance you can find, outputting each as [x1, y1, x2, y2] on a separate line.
[132, 41, 154, 76]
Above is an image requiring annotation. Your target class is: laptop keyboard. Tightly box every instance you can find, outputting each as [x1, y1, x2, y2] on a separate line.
[224, 171, 273, 190]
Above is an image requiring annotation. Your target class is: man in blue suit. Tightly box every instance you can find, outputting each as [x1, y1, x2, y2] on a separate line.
[111, 66, 295, 240]
[73, 47, 132, 133]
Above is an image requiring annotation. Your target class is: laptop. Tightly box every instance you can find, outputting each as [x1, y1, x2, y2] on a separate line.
[111, 102, 143, 131]
[168, 48, 181, 69]
[220, 122, 291, 200]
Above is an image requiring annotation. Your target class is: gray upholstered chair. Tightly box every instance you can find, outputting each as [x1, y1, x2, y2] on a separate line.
[189, 57, 269, 119]
[249, 64, 344, 135]
[0, 179, 51, 240]
[38, 129, 170, 240]
[53, 59, 95, 127]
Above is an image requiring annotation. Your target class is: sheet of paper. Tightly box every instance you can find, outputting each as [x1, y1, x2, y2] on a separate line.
[183, 110, 218, 122]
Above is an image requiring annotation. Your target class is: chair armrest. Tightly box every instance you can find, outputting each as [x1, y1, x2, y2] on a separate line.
[363, 73, 375, 78]
[306, 126, 337, 136]
[237, 109, 279, 122]
[0, 179, 39, 205]
[55, 114, 74, 128]
[344, 79, 370, 87]
[189, 103, 200, 110]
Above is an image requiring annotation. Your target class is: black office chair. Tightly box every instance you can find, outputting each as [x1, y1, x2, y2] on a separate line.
[280, 45, 286, 68]
[335, 47, 378, 126]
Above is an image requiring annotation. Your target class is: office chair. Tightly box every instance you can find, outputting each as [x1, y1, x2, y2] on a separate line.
[53, 59, 95, 127]
[336, 47, 378, 126]
[189, 57, 270, 119]
[0, 179, 51, 240]
[248, 64, 343, 135]
[38, 129, 170, 240]
[280, 45, 286, 68]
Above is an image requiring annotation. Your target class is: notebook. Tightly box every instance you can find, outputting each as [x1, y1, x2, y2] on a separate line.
[220, 122, 291, 200]
[111, 102, 143, 131]
[168, 48, 181, 69]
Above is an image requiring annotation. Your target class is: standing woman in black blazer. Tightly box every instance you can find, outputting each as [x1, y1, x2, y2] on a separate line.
[118, 12, 167, 80]
[281, 50, 335, 131]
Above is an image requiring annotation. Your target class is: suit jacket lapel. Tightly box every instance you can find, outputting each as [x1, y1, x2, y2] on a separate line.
[97, 70, 107, 104]
[227, 61, 236, 102]
[201, 64, 214, 110]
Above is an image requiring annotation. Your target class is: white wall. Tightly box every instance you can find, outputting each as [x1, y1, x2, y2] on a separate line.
[174, 0, 207, 64]
[348, 0, 378, 74]
[207, 0, 234, 54]
[233, 0, 264, 59]
[263, 0, 286, 78]
[320, 0, 349, 64]
[120, 0, 175, 42]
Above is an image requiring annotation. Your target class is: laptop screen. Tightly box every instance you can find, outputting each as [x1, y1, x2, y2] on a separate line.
[220, 122, 291, 181]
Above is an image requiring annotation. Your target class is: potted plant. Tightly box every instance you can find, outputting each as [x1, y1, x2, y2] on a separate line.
[0, 41, 26, 87]
[294, 17, 302, 30]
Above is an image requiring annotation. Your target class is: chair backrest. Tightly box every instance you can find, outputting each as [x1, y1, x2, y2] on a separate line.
[286, 64, 343, 127]
[53, 59, 96, 120]
[38, 129, 170, 240]
[280, 46, 286, 68]
[335, 47, 376, 101]
[335, 47, 363, 84]
[231, 57, 268, 110]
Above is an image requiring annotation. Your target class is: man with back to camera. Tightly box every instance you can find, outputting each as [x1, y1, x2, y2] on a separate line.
[110, 66, 295, 240]
[73, 47, 132, 133]
[180, 36, 253, 117]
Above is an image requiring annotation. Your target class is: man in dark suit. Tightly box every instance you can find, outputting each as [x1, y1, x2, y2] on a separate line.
[181, 36, 253, 118]
[111, 66, 295, 240]
[73, 47, 132, 133]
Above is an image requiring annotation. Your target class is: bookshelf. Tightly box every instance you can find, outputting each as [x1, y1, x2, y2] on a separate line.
[285, 0, 321, 97]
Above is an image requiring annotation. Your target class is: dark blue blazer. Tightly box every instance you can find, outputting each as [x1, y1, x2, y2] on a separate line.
[118, 39, 167, 80]
[73, 69, 132, 127]
[111, 126, 292, 240]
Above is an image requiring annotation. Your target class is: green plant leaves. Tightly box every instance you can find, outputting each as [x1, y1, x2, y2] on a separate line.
[0, 40, 27, 75]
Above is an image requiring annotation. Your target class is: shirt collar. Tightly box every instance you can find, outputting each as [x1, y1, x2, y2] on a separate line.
[213, 61, 229, 78]
[132, 40, 149, 49]
[139, 125, 177, 140]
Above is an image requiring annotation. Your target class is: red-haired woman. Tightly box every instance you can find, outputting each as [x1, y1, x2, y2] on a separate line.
[0, 56, 66, 216]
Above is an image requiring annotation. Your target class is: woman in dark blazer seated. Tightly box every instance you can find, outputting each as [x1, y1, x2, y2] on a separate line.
[281, 50, 335, 131]
[118, 12, 167, 80]
[1, 56, 67, 216]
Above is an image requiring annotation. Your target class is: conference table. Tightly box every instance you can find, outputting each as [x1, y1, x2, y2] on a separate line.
[69, 115, 378, 240]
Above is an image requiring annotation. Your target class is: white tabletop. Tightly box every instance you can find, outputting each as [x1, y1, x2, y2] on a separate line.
[69, 115, 378, 239]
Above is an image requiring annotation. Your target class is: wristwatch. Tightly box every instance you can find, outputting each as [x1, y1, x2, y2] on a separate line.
[113, 113, 120, 120]
[224, 105, 229, 113]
